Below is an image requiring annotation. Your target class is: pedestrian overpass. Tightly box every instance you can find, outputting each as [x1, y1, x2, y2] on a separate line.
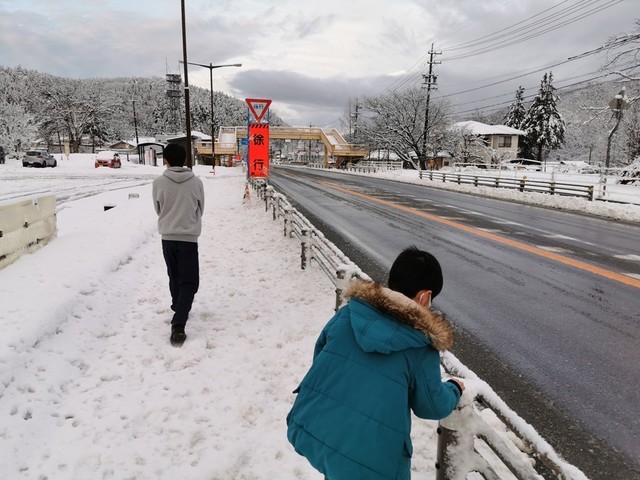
[195, 126, 368, 167]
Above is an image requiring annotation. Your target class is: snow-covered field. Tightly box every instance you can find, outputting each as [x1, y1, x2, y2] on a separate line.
[1, 153, 636, 479]
[1, 155, 338, 479]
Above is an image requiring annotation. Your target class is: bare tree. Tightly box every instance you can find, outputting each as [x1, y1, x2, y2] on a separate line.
[360, 87, 451, 169]
[603, 19, 640, 82]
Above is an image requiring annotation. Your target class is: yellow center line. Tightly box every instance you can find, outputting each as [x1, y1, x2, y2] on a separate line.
[318, 180, 640, 289]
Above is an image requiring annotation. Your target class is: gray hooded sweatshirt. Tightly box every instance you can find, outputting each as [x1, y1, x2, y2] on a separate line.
[152, 167, 205, 243]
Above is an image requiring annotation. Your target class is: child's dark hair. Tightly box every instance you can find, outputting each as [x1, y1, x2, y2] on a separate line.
[163, 143, 186, 167]
[388, 246, 443, 299]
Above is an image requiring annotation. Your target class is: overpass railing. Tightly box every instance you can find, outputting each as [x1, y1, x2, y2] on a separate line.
[251, 179, 588, 479]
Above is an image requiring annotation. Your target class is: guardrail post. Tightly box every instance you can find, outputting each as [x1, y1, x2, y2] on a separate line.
[301, 229, 309, 270]
[265, 186, 273, 212]
[474, 176, 478, 187]
[335, 266, 351, 312]
[435, 423, 457, 480]
[443, 173, 447, 183]
[273, 195, 280, 221]
[549, 182, 556, 195]
[283, 206, 292, 237]
[519, 178, 526, 192]
[588, 185, 594, 201]
[419, 170, 423, 179]
[494, 177, 500, 188]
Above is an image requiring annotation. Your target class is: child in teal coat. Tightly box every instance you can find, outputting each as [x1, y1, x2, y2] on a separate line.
[287, 247, 464, 479]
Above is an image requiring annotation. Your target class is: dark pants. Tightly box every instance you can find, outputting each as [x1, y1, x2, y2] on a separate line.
[162, 240, 199, 327]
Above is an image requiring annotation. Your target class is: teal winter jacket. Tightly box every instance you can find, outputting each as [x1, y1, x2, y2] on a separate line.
[287, 280, 461, 480]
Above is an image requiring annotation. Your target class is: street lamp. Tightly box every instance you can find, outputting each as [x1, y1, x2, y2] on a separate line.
[181, 61, 242, 170]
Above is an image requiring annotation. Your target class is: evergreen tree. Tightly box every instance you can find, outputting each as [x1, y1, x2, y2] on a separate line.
[504, 86, 532, 158]
[505, 86, 527, 129]
[521, 72, 566, 162]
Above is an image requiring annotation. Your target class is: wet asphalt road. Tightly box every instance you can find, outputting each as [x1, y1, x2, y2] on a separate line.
[270, 166, 640, 480]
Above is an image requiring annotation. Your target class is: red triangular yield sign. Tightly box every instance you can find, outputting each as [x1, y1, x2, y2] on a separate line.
[245, 98, 272, 122]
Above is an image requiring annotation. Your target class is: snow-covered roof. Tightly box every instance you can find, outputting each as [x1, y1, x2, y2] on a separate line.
[133, 137, 157, 145]
[191, 130, 212, 140]
[454, 121, 526, 136]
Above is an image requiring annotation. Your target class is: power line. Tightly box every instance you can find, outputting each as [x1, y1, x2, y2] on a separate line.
[444, 0, 624, 61]
[442, 0, 579, 51]
[377, 0, 626, 97]
[447, 63, 636, 119]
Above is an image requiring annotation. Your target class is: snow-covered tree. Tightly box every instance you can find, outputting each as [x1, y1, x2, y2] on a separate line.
[624, 103, 640, 162]
[360, 87, 451, 169]
[504, 86, 531, 157]
[521, 72, 566, 162]
[504, 86, 527, 129]
[602, 19, 640, 82]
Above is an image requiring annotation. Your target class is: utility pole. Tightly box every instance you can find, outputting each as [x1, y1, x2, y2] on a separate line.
[308, 123, 312, 163]
[605, 87, 629, 169]
[180, 0, 193, 168]
[351, 99, 360, 140]
[421, 43, 441, 170]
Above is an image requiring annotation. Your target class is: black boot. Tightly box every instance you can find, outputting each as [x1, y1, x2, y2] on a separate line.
[170, 323, 187, 346]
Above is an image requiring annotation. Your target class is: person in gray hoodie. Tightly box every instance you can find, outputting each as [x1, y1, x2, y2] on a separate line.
[152, 143, 205, 346]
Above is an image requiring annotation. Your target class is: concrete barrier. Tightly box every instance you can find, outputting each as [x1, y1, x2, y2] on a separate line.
[0, 195, 57, 269]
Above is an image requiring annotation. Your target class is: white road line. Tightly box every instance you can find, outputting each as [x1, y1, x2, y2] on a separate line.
[615, 254, 640, 261]
[536, 245, 574, 254]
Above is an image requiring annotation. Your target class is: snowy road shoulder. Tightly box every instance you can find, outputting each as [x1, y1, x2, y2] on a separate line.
[0, 168, 336, 479]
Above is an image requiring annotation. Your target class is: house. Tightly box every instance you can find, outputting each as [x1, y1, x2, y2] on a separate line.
[453, 121, 525, 165]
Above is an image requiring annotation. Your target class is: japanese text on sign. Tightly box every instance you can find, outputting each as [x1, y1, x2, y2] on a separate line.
[248, 123, 270, 178]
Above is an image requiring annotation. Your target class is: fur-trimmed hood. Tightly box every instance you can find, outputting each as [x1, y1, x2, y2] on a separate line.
[344, 279, 454, 352]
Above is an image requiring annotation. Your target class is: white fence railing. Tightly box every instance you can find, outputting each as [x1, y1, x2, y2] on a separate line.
[252, 179, 588, 479]
[419, 170, 596, 201]
[0, 195, 57, 269]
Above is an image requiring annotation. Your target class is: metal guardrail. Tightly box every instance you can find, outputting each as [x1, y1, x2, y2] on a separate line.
[419, 170, 595, 201]
[439, 353, 588, 480]
[251, 179, 588, 479]
[252, 179, 370, 311]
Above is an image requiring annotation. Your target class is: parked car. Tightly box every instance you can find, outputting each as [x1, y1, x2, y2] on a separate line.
[23, 150, 57, 168]
[0, 145, 5, 164]
[502, 158, 542, 171]
[95, 151, 122, 168]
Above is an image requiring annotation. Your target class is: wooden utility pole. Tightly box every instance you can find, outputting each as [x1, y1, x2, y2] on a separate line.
[421, 44, 441, 170]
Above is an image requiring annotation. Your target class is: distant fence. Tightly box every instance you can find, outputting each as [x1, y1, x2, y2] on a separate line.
[252, 179, 588, 479]
[419, 170, 595, 201]
[348, 160, 403, 173]
[0, 195, 57, 269]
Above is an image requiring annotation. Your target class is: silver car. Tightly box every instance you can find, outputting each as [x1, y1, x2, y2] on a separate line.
[23, 150, 57, 168]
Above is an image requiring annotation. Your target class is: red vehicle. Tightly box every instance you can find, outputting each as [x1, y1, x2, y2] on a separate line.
[95, 151, 122, 168]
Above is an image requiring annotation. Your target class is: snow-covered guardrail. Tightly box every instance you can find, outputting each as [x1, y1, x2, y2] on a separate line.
[419, 170, 595, 201]
[0, 195, 57, 270]
[253, 179, 588, 480]
[252, 180, 370, 310]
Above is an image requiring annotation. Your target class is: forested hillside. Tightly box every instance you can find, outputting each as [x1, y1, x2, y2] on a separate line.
[551, 81, 639, 165]
[0, 66, 285, 153]
[1, 65, 638, 166]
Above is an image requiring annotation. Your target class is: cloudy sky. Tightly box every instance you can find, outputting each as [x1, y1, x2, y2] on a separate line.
[1, 0, 638, 128]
